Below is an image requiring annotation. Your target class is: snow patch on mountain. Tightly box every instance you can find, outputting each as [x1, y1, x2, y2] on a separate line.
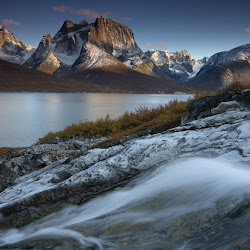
[187, 61, 205, 78]
[203, 44, 250, 68]
[123, 56, 145, 68]
[52, 24, 94, 66]
[24, 21, 95, 71]
[75, 42, 119, 70]
[146, 49, 196, 82]
[146, 49, 210, 82]
[0, 26, 35, 64]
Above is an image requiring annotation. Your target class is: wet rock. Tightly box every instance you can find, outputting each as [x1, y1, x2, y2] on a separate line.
[1, 90, 250, 249]
[0, 103, 250, 230]
[0, 238, 89, 250]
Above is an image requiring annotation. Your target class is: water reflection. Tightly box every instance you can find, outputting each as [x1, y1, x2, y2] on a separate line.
[0, 93, 192, 147]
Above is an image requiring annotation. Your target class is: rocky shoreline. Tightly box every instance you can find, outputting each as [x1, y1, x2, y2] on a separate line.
[0, 137, 106, 193]
[0, 89, 250, 249]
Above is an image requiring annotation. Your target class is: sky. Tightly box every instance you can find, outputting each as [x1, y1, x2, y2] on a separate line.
[0, 0, 249, 59]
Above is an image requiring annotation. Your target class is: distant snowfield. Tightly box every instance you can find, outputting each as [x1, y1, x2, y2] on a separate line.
[187, 62, 204, 78]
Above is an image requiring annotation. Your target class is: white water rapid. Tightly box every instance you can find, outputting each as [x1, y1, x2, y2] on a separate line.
[1, 158, 250, 249]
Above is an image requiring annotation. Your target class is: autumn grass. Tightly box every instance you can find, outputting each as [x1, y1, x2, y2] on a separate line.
[39, 100, 191, 142]
[217, 81, 250, 93]
[39, 81, 250, 148]
[0, 147, 24, 155]
[39, 94, 204, 144]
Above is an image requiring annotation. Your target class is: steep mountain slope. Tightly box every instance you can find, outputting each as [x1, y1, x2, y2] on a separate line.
[189, 44, 250, 91]
[67, 43, 187, 93]
[0, 26, 35, 64]
[24, 18, 147, 75]
[146, 49, 209, 82]
[0, 59, 119, 92]
[23, 17, 183, 92]
[88, 17, 144, 63]
[24, 20, 93, 71]
[0, 59, 189, 93]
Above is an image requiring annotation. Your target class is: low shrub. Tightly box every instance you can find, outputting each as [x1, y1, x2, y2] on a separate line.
[39, 80, 250, 146]
[39, 97, 193, 143]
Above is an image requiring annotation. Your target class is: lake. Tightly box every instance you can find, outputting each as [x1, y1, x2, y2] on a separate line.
[0, 93, 192, 147]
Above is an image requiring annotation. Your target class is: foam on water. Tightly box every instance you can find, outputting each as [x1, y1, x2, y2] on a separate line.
[1, 158, 250, 248]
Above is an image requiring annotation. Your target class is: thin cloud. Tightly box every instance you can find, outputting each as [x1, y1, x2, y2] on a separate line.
[156, 42, 166, 49]
[141, 41, 152, 48]
[245, 28, 250, 33]
[52, 5, 110, 19]
[121, 17, 133, 21]
[75, 9, 110, 18]
[0, 19, 20, 26]
[52, 5, 74, 13]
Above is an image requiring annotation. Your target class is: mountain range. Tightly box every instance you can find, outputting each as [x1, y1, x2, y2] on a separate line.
[0, 18, 249, 92]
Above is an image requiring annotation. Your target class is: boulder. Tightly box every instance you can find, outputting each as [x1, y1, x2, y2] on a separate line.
[211, 101, 242, 115]
[182, 89, 250, 124]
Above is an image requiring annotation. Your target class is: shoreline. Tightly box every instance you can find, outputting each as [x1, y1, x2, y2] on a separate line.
[0, 89, 250, 249]
[0, 90, 193, 94]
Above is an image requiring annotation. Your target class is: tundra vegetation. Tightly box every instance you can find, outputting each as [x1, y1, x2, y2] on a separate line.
[39, 82, 250, 147]
[1, 82, 248, 155]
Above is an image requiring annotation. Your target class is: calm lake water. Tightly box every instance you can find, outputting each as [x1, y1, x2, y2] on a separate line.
[0, 93, 192, 147]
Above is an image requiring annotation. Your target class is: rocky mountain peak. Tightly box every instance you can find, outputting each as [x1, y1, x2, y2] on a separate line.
[89, 17, 143, 62]
[41, 34, 52, 46]
[78, 20, 89, 27]
[63, 19, 74, 29]
[91, 16, 107, 43]
[58, 20, 74, 35]
[145, 49, 200, 82]
[0, 26, 15, 44]
[0, 25, 7, 30]
[95, 16, 104, 24]
[21, 16, 163, 80]
[0, 26, 35, 64]
[198, 57, 209, 64]
[54, 19, 92, 41]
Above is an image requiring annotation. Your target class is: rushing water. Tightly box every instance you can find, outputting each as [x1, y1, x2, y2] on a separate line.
[1, 158, 250, 249]
[0, 93, 191, 147]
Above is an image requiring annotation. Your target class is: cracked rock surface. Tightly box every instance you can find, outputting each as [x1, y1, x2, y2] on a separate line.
[0, 91, 250, 249]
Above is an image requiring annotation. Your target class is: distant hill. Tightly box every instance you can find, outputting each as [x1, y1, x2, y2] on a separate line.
[0, 59, 118, 93]
[0, 59, 191, 93]
[188, 44, 250, 91]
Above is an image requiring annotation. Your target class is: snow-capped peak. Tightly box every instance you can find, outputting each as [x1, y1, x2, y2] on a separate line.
[204, 44, 250, 67]
[145, 49, 201, 82]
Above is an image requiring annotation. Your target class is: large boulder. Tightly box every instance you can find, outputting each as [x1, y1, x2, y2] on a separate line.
[211, 101, 242, 115]
[182, 89, 250, 124]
